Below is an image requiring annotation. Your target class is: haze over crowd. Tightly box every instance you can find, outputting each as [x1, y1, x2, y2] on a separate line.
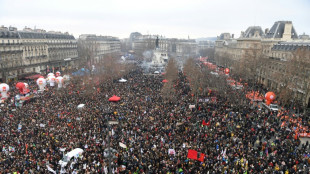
[1, 0, 309, 39]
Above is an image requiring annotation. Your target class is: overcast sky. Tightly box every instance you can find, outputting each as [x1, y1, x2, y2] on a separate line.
[0, 0, 309, 39]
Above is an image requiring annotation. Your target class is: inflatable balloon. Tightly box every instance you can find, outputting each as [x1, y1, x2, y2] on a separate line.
[56, 71, 61, 77]
[48, 75, 56, 87]
[265, 91, 276, 105]
[0, 83, 10, 99]
[265, 92, 276, 101]
[56, 76, 64, 88]
[23, 83, 30, 94]
[47, 73, 55, 78]
[36, 78, 47, 91]
[16, 82, 25, 94]
[225, 68, 230, 75]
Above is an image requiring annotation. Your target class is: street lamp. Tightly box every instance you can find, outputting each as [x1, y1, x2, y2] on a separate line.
[103, 118, 119, 174]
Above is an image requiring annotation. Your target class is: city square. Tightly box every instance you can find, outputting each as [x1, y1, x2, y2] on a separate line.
[0, 0, 310, 173]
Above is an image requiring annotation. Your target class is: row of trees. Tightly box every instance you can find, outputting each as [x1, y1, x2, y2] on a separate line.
[160, 57, 240, 106]
[215, 45, 310, 111]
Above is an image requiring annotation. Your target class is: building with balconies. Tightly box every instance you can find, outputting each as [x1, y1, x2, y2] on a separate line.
[0, 26, 78, 82]
[78, 34, 121, 64]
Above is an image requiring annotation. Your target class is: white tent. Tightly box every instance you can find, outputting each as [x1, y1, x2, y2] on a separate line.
[119, 78, 127, 83]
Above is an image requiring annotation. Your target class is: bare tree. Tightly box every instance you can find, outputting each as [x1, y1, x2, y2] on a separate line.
[275, 46, 310, 109]
[164, 58, 178, 82]
[199, 48, 215, 60]
[77, 39, 98, 69]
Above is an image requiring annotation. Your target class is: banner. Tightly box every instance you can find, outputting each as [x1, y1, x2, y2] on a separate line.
[189, 105, 195, 109]
[119, 142, 127, 149]
[187, 149, 198, 160]
[168, 149, 176, 156]
[46, 165, 56, 174]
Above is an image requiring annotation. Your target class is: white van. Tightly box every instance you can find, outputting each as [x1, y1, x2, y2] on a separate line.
[262, 103, 279, 112]
[59, 148, 84, 167]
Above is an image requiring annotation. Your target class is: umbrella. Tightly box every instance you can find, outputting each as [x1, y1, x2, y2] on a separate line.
[162, 79, 168, 83]
[119, 78, 127, 83]
[109, 95, 121, 102]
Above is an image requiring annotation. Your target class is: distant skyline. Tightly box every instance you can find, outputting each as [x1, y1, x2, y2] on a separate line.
[1, 0, 309, 39]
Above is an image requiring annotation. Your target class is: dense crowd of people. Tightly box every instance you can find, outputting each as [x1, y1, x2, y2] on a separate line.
[0, 65, 309, 174]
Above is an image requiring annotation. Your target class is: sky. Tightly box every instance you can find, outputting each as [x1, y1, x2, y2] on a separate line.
[0, 0, 309, 39]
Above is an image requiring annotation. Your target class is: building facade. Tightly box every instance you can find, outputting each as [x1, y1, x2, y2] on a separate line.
[214, 21, 310, 109]
[215, 26, 264, 69]
[132, 35, 198, 60]
[0, 26, 78, 82]
[78, 34, 121, 64]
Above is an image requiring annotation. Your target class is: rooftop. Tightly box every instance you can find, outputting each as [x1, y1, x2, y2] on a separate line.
[0, 26, 75, 39]
[271, 42, 310, 51]
[242, 26, 264, 38]
[265, 21, 298, 39]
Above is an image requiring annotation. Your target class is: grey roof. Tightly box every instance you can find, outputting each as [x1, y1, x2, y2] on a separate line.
[82, 35, 120, 42]
[0, 30, 19, 38]
[265, 21, 298, 39]
[271, 42, 310, 51]
[218, 33, 231, 40]
[243, 26, 264, 38]
[44, 33, 75, 40]
[129, 32, 142, 41]
[18, 31, 46, 39]
[0, 30, 75, 39]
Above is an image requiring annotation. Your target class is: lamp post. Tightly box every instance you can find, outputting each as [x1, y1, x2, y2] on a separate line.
[103, 118, 119, 174]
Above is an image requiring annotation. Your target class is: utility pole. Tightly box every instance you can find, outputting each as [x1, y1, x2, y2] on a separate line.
[107, 121, 111, 174]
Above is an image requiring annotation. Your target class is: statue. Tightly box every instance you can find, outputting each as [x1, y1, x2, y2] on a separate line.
[155, 36, 159, 49]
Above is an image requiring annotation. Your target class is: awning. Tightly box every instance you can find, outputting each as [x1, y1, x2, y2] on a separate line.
[24, 74, 43, 80]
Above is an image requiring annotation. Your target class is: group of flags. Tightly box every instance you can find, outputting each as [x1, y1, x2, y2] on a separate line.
[187, 149, 205, 162]
[202, 120, 210, 126]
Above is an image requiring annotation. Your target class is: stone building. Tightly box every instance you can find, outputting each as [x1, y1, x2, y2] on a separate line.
[258, 42, 310, 108]
[132, 34, 198, 60]
[214, 21, 310, 110]
[0, 26, 78, 82]
[215, 26, 264, 69]
[78, 34, 121, 64]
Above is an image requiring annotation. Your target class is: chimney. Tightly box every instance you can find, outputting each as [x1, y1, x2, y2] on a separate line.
[265, 28, 269, 34]
[240, 31, 245, 38]
[9, 27, 17, 31]
[282, 21, 292, 40]
[0, 25, 8, 31]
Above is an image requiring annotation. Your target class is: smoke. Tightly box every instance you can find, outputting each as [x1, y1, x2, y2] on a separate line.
[143, 50, 153, 62]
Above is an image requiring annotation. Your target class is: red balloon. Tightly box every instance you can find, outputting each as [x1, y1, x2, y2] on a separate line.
[265, 92, 276, 101]
[16, 82, 25, 93]
[225, 68, 230, 74]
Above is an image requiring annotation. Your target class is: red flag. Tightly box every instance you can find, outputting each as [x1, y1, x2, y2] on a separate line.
[25, 144, 28, 154]
[198, 153, 205, 162]
[281, 121, 285, 127]
[202, 120, 210, 126]
[187, 149, 198, 160]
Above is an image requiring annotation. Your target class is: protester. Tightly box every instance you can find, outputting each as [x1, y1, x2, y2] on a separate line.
[0, 66, 309, 174]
